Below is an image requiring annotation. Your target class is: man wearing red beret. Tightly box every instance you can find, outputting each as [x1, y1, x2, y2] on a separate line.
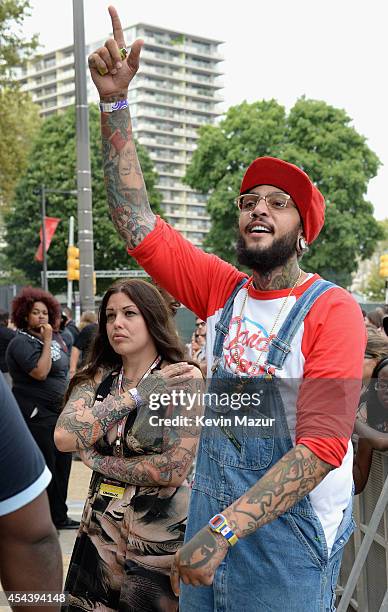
[88, 9, 365, 611]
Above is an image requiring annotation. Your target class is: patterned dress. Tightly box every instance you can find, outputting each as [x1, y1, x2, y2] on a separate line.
[64, 371, 190, 612]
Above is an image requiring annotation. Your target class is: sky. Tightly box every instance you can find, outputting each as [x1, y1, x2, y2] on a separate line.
[19, 0, 387, 220]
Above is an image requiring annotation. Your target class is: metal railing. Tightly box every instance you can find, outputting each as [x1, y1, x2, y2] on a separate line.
[337, 451, 388, 611]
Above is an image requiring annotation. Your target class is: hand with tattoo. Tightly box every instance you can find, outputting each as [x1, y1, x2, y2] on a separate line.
[79, 447, 100, 471]
[170, 526, 229, 594]
[137, 362, 197, 405]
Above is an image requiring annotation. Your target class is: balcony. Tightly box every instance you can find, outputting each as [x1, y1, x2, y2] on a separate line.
[138, 33, 223, 62]
[135, 78, 223, 103]
[141, 49, 222, 75]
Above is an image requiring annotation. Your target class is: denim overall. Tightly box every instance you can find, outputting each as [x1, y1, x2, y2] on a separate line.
[180, 279, 354, 612]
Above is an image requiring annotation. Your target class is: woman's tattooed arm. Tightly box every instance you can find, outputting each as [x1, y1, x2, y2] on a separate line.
[79, 368, 203, 486]
[54, 375, 137, 452]
[80, 430, 198, 488]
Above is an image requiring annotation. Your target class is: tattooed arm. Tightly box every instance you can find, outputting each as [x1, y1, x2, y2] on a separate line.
[88, 7, 155, 249]
[54, 362, 196, 452]
[223, 443, 332, 536]
[54, 372, 136, 452]
[80, 418, 199, 488]
[80, 367, 204, 487]
[171, 444, 332, 592]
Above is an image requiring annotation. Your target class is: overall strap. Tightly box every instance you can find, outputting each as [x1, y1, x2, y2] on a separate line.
[267, 279, 337, 370]
[213, 277, 248, 359]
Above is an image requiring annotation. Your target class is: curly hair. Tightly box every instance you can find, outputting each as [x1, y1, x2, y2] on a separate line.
[11, 286, 61, 331]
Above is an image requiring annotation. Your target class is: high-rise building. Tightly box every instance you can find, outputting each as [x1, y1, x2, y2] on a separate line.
[16, 24, 224, 245]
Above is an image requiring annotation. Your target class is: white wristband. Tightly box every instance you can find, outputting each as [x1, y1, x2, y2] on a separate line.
[99, 99, 128, 113]
[128, 387, 143, 410]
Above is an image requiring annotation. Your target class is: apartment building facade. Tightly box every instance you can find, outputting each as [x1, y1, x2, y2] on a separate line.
[17, 24, 224, 245]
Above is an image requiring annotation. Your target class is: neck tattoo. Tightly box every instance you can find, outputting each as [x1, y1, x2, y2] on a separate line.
[232, 268, 303, 377]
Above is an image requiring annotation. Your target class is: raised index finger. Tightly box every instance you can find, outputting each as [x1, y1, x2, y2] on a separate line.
[108, 5, 125, 47]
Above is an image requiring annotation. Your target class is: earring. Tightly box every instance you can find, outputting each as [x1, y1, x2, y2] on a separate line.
[298, 237, 307, 251]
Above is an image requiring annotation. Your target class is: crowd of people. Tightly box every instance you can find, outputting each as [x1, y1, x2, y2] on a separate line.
[2, 6, 388, 611]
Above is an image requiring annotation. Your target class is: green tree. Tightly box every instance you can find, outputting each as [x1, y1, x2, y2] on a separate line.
[4, 104, 163, 292]
[0, 88, 41, 208]
[0, 1, 41, 209]
[364, 219, 388, 301]
[185, 97, 383, 287]
[0, 0, 38, 82]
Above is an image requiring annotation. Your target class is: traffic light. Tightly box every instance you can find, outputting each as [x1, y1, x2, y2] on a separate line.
[67, 246, 80, 281]
[379, 254, 388, 278]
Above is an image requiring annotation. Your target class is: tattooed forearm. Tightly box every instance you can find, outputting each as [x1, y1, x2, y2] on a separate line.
[101, 107, 156, 248]
[178, 527, 228, 573]
[224, 444, 333, 538]
[88, 442, 196, 487]
[55, 382, 136, 451]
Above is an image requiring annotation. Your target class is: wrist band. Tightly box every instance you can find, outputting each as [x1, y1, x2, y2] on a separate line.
[99, 99, 129, 113]
[128, 387, 143, 410]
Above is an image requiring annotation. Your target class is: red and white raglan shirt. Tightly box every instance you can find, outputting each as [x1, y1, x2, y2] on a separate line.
[128, 217, 365, 554]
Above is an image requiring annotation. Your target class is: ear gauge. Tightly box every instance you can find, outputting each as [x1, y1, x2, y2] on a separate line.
[298, 237, 308, 253]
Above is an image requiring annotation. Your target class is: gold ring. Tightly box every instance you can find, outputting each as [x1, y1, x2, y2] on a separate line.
[119, 47, 128, 61]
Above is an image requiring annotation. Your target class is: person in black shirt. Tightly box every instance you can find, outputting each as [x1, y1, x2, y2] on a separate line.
[62, 307, 80, 343]
[0, 373, 62, 601]
[69, 321, 98, 378]
[6, 287, 79, 530]
[0, 309, 16, 386]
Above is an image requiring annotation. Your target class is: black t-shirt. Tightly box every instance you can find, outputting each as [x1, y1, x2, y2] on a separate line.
[6, 331, 70, 413]
[0, 326, 16, 372]
[66, 320, 79, 342]
[61, 327, 74, 353]
[74, 323, 98, 365]
[0, 373, 50, 516]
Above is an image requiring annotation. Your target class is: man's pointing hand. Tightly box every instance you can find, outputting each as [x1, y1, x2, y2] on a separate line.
[88, 5, 143, 98]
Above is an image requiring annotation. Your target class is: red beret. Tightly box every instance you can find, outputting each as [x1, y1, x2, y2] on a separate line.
[240, 157, 325, 243]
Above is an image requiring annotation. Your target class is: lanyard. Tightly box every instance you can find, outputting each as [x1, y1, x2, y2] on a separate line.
[114, 355, 161, 456]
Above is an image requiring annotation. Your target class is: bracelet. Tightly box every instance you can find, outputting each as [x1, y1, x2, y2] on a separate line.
[99, 99, 129, 113]
[128, 387, 143, 410]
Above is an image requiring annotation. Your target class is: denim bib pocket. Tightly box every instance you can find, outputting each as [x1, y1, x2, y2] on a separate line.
[200, 396, 275, 470]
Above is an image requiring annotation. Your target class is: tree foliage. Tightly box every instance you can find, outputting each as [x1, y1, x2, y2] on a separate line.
[364, 219, 388, 301]
[4, 104, 163, 292]
[0, 88, 41, 208]
[185, 97, 383, 287]
[0, 0, 38, 83]
[0, 1, 41, 209]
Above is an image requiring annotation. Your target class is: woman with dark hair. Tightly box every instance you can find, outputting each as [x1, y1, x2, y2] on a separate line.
[353, 355, 388, 493]
[5, 286, 77, 529]
[55, 279, 202, 611]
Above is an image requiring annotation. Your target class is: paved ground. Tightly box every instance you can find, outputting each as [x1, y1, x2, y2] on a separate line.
[59, 458, 91, 579]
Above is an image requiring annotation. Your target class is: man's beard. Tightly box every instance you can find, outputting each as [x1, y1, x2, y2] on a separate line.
[236, 226, 300, 274]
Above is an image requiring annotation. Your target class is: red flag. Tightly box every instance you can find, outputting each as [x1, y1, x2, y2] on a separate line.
[34, 217, 60, 262]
